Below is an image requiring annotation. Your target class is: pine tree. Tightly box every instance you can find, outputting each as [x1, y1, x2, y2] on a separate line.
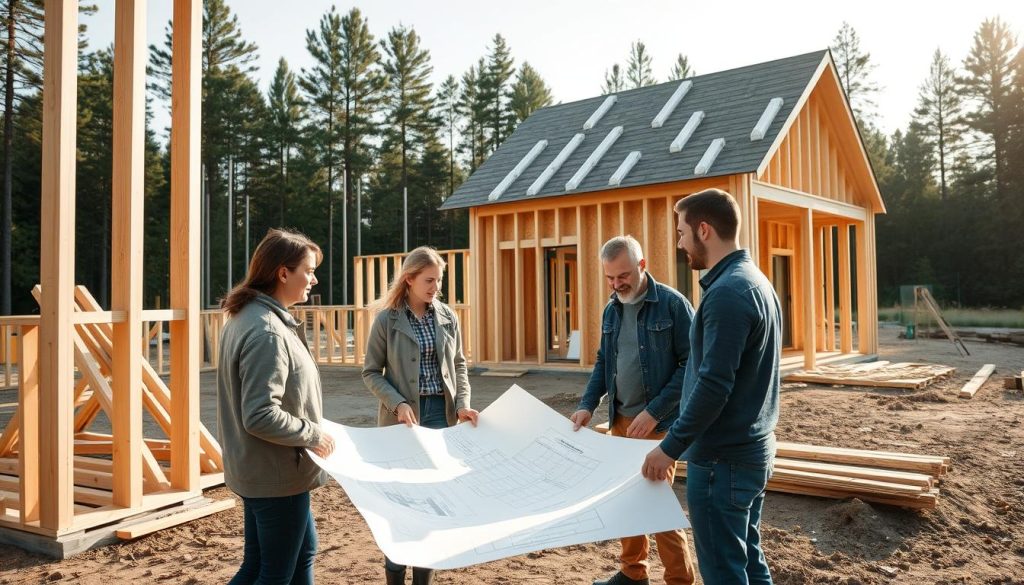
[668, 53, 695, 81]
[960, 17, 1018, 199]
[510, 62, 553, 123]
[381, 23, 434, 220]
[458, 60, 487, 171]
[435, 74, 460, 199]
[831, 21, 879, 125]
[266, 58, 305, 226]
[480, 34, 515, 153]
[626, 40, 655, 89]
[602, 63, 624, 94]
[913, 49, 963, 200]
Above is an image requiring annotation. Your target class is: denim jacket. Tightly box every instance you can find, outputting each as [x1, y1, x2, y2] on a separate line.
[578, 273, 695, 432]
[659, 249, 782, 465]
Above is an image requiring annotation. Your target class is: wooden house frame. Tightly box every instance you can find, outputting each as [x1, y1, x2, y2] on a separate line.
[440, 50, 885, 371]
[0, 0, 229, 557]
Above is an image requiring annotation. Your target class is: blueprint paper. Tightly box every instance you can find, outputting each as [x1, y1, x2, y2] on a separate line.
[309, 384, 689, 569]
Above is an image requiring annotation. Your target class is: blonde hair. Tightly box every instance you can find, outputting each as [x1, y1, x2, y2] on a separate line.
[375, 246, 447, 311]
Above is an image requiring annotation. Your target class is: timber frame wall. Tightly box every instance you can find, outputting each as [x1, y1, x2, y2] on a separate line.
[0, 0, 225, 551]
[466, 58, 881, 370]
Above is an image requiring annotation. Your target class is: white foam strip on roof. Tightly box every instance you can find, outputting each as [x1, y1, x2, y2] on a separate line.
[694, 138, 726, 176]
[488, 140, 549, 201]
[669, 111, 705, 153]
[608, 151, 642, 186]
[651, 80, 693, 128]
[750, 97, 784, 141]
[566, 126, 623, 191]
[527, 133, 585, 196]
[583, 95, 618, 130]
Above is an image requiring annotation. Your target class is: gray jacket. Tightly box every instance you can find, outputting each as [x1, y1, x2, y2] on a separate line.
[362, 301, 471, 427]
[216, 293, 328, 498]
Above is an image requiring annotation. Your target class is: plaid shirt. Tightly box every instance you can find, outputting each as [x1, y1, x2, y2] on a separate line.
[405, 303, 444, 396]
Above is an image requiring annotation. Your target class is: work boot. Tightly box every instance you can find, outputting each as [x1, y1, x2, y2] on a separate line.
[593, 571, 650, 585]
[411, 567, 435, 585]
[385, 567, 406, 585]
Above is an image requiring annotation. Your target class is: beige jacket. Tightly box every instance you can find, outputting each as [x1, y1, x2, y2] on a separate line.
[362, 301, 471, 427]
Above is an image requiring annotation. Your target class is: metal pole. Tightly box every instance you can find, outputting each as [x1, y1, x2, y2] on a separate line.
[403, 185, 408, 252]
[244, 187, 250, 269]
[202, 163, 209, 308]
[342, 167, 348, 306]
[227, 156, 233, 292]
[356, 176, 361, 257]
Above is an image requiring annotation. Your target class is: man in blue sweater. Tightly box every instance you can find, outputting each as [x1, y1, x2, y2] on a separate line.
[642, 188, 782, 585]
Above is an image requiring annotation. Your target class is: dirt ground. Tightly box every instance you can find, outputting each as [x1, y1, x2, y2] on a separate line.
[2, 323, 1023, 584]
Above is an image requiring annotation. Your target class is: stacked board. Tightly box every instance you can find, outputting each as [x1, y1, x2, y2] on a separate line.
[783, 361, 956, 390]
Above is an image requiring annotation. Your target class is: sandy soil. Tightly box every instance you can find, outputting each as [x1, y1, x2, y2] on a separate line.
[2, 324, 1023, 584]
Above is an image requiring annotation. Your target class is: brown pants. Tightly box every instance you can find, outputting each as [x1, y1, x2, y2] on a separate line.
[611, 414, 696, 585]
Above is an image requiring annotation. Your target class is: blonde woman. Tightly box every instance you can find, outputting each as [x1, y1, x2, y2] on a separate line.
[362, 246, 477, 585]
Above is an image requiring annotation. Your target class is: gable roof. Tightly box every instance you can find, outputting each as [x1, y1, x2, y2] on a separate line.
[441, 50, 837, 211]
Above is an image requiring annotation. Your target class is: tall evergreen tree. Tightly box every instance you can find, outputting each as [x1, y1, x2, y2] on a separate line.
[602, 63, 624, 94]
[668, 53, 695, 81]
[266, 58, 305, 226]
[510, 62, 553, 122]
[435, 74, 459, 199]
[914, 49, 963, 200]
[457, 59, 487, 171]
[480, 34, 515, 153]
[960, 17, 1018, 199]
[831, 21, 879, 125]
[626, 40, 655, 89]
[381, 23, 434, 224]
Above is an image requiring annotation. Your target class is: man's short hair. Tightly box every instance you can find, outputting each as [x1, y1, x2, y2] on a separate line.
[600, 235, 644, 265]
[674, 188, 741, 240]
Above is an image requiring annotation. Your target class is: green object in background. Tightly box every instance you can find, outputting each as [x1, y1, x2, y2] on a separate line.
[905, 324, 915, 340]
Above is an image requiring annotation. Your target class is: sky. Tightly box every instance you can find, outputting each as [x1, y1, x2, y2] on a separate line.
[81, 0, 1024, 136]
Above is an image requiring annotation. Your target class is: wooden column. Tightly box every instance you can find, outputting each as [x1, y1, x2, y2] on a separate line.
[838, 223, 853, 353]
[855, 219, 872, 354]
[534, 211, 544, 365]
[469, 210, 481, 362]
[491, 215, 500, 362]
[824, 225, 836, 351]
[513, 215, 524, 362]
[801, 209, 816, 369]
[38, 0, 78, 531]
[814, 225, 826, 351]
[169, 0, 201, 492]
[18, 325, 39, 524]
[110, 0, 147, 507]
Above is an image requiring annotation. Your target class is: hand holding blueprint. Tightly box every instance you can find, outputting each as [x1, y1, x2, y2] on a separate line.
[308, 384, 689, 569]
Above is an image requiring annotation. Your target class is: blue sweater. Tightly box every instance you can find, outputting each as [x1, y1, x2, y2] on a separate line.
[659, 250, 782, 465]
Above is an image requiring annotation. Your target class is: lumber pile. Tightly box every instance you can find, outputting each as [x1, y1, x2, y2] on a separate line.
[672, 441, 947, 509]
[783, 361, 955, 390]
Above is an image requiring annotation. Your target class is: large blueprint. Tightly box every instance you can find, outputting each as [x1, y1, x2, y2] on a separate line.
[309, 385, 689, 569]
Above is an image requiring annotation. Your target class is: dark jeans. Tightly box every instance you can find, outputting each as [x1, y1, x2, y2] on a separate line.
[229, 491, 318, 585]
[686, 459, 773, 585]
[384, 394, 448, 574]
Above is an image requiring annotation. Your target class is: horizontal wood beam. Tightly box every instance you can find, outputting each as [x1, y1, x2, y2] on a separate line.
[752, 180, 867, 221]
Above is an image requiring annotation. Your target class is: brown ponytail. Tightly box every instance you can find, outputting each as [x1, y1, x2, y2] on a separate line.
[220, 229, 323, 316]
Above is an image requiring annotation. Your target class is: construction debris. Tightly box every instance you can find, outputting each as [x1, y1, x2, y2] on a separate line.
[1003, 375, 1023, 390]
[959, 364, 996, 399]
[784, 361, 956, 390]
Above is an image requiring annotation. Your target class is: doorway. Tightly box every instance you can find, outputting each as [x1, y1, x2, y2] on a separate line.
[771, 254, 794, 348]
[545, 247, 579, 361]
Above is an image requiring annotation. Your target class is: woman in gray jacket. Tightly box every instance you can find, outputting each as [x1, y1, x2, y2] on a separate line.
[362, 246, 477, 585]
[218, 229, 335, 585]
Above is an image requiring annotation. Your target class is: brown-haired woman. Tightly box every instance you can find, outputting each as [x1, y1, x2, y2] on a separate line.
[362, 246, 477, 585]
[217, 228, 335, 585]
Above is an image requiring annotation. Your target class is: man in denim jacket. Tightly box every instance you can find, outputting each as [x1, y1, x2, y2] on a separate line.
[571, 235, 696, 585]
[642, 189, 781, 585]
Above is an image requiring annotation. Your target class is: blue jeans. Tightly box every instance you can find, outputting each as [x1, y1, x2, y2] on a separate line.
[229, 491, 318, 585]
[384, 394, 449, 573]
[686, 459, 773, 585]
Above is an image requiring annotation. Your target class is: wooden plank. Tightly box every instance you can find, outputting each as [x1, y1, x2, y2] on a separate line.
[168, 0, 203, 492]
[110, 0, 148, 508]
[801, 209, 815, 368]
[837, 223, 853, 353]
[959, 364, 996, 399]
[534, 211, 544, 365]
[514, 214, 524, 362]
[775, 442, 948, 476]
[115, 498, 234, 540]
[824, 225, 835, 350]
[774, 457, 932, 489]
[18, 325, 39, 524]
[38, 0, 79, 531]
